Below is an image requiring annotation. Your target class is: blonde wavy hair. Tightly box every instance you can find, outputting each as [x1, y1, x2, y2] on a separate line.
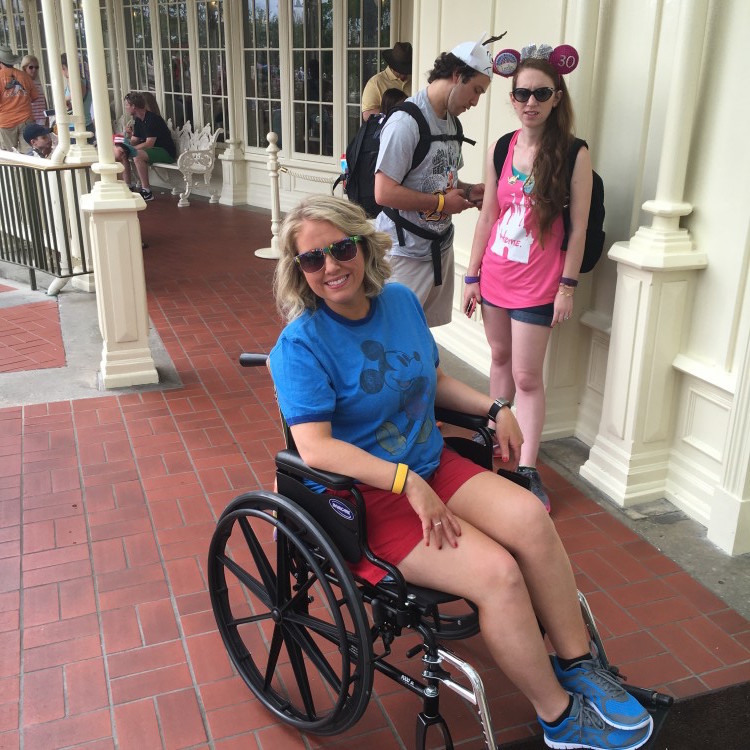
[274, 195, 392, 321]
[20, 55, 40, 73]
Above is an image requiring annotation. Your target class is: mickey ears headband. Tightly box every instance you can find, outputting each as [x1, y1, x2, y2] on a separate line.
[493, 43, 580, 78]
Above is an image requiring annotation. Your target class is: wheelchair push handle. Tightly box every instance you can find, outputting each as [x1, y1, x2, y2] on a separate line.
[239, 352, 268, 367]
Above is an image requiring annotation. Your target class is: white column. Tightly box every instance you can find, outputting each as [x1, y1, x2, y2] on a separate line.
[104, 0, 123, 122]
[218, 0, 247, 205]
[59, 0, 97, 163]
[581, 0, 710, 505]
[39, 0, 71, 163]
[542, 0, 601, 440]
[78, 0, 158, 388]
[708, 325, 750, 554]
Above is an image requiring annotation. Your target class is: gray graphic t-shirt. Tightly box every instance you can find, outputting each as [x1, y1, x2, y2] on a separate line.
[374, 88, 464, 259]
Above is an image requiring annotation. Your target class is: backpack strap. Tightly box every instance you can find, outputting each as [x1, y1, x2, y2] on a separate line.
[386, 101, 476, 174]
[382, 207, 453, 287]
[561, 137, 588, 251]
[379, 101, 470, 286]
[493, 132, 515, 182]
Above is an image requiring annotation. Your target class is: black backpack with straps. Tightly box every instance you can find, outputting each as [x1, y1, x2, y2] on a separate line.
[493, 132, 605, 273]
[333, 114, 386, 219]
[335, 101, 476, 225]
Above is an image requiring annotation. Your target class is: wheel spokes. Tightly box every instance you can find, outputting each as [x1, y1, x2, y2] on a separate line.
[238, 515, 278, 596]
[265, 623, 285, 690]
[283, 619, 344, 695]
[283, 622, 317, 720]
[218, 553, 273, 610]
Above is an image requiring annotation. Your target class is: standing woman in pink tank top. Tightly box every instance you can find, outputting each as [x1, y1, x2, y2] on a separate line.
[462, 44, 592, 511]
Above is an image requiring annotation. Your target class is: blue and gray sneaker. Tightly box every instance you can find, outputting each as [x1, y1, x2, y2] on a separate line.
[539, 693, 653, 750]
[553, 657, 652, 730]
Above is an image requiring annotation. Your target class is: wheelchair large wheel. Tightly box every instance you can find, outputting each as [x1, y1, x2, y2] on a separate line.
[208, 491, 374, 736]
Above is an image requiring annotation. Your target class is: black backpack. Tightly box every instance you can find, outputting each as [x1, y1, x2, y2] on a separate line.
[493, 133, 605, 273]
[335, 102, 475, 222]
[333, 114, 386, 219]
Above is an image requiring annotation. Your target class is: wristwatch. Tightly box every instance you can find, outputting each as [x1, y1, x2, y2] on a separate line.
[487, 398, 511, 422]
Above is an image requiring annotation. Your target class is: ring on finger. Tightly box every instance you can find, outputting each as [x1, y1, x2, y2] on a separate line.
[433, 521, 442, 527]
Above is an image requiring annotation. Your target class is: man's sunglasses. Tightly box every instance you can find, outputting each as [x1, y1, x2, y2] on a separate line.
[511, 87, 556, 103]
[295, 236, 360, 273]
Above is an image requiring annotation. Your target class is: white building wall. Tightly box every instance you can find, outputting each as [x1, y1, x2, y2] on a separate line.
[427, 0, 750, 552]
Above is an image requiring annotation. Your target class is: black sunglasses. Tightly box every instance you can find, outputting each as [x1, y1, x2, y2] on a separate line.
[295, 236, 360, 273]
[511, 87, 556, 103]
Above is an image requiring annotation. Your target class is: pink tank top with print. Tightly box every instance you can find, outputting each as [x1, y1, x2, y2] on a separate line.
[479, 131, 565, 309]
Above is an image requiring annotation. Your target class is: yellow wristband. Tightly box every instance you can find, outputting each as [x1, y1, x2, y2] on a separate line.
[436, 192, 445, 214]
[391, 463, 409, 494]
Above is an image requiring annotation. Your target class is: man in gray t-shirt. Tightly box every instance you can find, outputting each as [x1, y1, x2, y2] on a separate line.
[374, 37, 493, 327]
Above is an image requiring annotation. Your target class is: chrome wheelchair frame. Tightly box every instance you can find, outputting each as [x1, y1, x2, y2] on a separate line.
[207, 354, 672, 749]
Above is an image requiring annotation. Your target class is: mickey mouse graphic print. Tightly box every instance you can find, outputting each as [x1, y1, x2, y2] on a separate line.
[479, 130, 566, 309]
[269, 283, 444, 479]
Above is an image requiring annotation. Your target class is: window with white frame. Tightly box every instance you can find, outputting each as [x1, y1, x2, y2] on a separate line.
[346, 0, 392, 142]
[243, 0, 281, 150]
[156, 0, 191, 125]
[0, 0, 27, 51]
[242, 0, 395, 159]
[291, 0, 334, 157]
[196, 0, 227, 136]
[123, 0, 155, 94]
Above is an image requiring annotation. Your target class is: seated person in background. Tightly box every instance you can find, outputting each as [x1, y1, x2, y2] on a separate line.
[24, 123, 52, 158]
[361, 42, 412, 121]
[114, 91, 176, 202]
[268, 194, 654, 750]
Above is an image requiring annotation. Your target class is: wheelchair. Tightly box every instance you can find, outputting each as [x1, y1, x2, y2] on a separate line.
[207, 353, 672, 749]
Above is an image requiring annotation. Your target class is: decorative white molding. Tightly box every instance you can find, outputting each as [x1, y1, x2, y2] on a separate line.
[672, 354, 736, 396]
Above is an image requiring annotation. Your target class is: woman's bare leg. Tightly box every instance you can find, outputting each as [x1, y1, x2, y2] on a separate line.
[446, 471, 589, 658]
[482, 304, 516, 405]
[398, 518, 570, 722]
[509, 319, 551, 467]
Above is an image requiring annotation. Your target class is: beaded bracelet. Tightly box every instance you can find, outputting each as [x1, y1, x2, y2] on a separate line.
[391, 463, 409, 494]
[558, 288, 575, 297]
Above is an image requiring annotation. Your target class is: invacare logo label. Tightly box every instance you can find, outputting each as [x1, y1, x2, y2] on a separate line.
[329, 498, 354, 521]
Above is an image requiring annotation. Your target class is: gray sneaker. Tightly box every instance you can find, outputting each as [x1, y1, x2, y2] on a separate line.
[518, 466, 551, 512]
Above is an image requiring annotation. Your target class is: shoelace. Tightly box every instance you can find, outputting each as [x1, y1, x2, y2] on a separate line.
[582, 663, 627, 697]
[576, 699, 607, 731]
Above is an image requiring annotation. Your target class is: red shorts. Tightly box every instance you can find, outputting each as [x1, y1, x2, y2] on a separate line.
[348, 446, 486, 584]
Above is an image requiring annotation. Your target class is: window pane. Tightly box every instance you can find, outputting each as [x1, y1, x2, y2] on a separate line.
[346, 1, 393, 122]
[244, 0, 281, 149]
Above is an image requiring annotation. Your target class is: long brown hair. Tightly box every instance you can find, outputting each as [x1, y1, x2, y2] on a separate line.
[513, 59, 574, 240]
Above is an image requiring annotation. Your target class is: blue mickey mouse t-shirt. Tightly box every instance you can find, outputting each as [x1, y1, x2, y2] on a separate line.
[269, 283, 444, 479]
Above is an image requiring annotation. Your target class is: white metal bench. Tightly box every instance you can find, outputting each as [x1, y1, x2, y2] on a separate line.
[152, 120, 224, 207]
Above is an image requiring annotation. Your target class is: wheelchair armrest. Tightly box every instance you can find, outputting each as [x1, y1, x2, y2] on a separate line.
[434, 407, 488, 432]
[276, 449, 356, 491]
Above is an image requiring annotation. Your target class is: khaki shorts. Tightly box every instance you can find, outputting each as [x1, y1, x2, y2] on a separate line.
[0, 119, 35, 153]
[386, 246, 455, 327]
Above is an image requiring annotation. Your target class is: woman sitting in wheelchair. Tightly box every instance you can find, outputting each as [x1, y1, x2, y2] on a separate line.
[268, 195, 652, 750]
